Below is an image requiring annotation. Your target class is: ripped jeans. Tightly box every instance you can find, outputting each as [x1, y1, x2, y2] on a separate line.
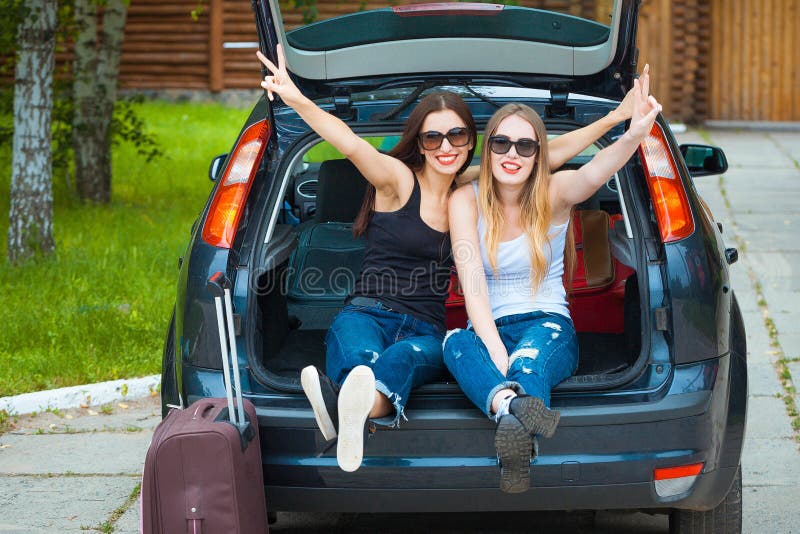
[443, 311, 578, 417]
[325, 302, 445, 426]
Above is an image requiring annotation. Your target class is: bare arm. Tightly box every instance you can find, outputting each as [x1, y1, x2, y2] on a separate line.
[547, 67, 645, 171]
[258, 46, 407, 194]
[551, 69, 661, 209]
[449, 187, 509, 375]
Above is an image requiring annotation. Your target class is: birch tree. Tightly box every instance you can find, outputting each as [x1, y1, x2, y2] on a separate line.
[8, 0, 57, 263]
[72, 0, 128, 203]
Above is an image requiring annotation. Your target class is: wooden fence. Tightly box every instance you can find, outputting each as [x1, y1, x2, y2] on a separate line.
[109, 0, 800, 122]
[708, 0, 799, 121]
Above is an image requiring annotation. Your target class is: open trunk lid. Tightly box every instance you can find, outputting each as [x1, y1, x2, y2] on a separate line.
[253, 0, 640, 101]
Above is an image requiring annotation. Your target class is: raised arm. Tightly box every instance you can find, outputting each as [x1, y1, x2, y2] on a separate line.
[550, 68, 661, 209]
[258, 46, 407, 193]
[547, 65, 646, 171]
[449, 186, 509, 375]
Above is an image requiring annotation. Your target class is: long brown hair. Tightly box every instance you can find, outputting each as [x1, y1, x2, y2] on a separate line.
[353, 91, 477, 237]
[477, 103, 575, 294]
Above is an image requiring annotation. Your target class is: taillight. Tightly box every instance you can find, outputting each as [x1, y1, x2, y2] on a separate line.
[202, 120, 270, 248]
[639, 124, 694, 242]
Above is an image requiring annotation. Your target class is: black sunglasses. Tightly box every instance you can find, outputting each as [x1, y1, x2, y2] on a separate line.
[489, 135, 540, 157]
[418, 127, 470, 150]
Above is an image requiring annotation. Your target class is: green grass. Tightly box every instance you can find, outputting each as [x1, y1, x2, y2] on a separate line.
[0, 100, 249, 396]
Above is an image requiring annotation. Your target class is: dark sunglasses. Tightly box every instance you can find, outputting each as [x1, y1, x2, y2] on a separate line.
[489, 135, 540, 157]
[418, 127, 470, 150]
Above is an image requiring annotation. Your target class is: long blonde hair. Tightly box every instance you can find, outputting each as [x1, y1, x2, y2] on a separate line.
[477, 103, 575, 294]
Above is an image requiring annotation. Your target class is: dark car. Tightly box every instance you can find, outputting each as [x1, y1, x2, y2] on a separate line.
[161, 0, 746, 531]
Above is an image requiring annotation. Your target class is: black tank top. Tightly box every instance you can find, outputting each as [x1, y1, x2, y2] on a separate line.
[352, 175, 453, 331]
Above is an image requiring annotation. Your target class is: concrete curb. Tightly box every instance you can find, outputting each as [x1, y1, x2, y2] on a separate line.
[705, 120, 800, 132]
[0, 375, 161, 415]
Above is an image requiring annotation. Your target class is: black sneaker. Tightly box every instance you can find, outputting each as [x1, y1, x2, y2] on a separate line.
[300, 366, 340, 441]
[494, 413, 533, 494]
[336, 365, 375, 473]
[509, 395, 560, 439]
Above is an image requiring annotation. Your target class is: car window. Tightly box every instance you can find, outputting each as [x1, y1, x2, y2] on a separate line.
[304, 134, 597, 164]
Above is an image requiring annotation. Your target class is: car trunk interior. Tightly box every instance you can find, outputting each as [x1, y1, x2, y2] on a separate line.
[250, 131, 645, 391]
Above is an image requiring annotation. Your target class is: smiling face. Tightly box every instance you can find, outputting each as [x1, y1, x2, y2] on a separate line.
[489, 114, 538, 189]
[418, 109, 474, 175]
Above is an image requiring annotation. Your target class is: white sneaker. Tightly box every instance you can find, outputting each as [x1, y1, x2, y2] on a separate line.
[336, 365, 375, 472]
[300, 366, 339, 441]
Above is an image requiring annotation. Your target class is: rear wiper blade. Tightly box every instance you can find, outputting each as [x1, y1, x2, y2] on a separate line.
[370, 80, 439, 121]
[369, 79, 520, 121]
[461, 82, 503, 110]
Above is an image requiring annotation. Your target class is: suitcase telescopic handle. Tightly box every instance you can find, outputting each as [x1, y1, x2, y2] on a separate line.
[207, 271, 232, 297]
[207, 272, 241, 423]
[207, 272, 253, 445]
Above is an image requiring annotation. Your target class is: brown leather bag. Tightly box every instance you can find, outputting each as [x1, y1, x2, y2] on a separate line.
[570, 209, 615, 293]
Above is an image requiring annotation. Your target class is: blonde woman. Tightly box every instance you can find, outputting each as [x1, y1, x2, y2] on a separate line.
[444, 68, 660, 493]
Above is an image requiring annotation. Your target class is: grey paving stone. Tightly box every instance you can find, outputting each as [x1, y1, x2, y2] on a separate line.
[743, 485, 800, 534]
[0, 476, 137, 532]
[765, 311, 800, 343]
[768, 132, 800, 165]
[744, 251, 800, 282]
[731, 216, 800, 253]
[0, 431, 152, 475]
[721, 169, 800, 196]
[730, 269, 755, 308]
[787, 361, 800, 385]
[705, 131, 794, 168]
[742, 309, 773, 354]
[746, 397, 795, 438]
[114, 495, 141, 534]
[10, 396, 161, 435]
[725, 191, 800, 213]
[747, 358, 784, 397]
[779, 333, 800, 361]
[741, 436, 800, 487]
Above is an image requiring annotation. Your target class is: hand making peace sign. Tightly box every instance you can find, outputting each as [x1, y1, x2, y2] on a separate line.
[627, 64, 662, 139]
[256, 44, 303, 106]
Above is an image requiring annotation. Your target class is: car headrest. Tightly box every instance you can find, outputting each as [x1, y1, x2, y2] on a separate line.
[314, 159, 368, 223]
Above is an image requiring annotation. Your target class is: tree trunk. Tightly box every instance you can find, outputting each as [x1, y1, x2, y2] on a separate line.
[73, 0, 128, 204]
[8, 0, 57, 264]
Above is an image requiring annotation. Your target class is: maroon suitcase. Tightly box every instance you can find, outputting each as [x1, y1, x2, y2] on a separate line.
[141, 273, 268, 533]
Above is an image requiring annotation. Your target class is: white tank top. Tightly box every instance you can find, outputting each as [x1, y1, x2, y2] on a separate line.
[472, 182, 570, 321]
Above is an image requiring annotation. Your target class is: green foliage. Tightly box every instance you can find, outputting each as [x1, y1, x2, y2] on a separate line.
[1, 0, 162, 199]
[0, 100, 249, 396]
[112, 95, 164, 163]
[0, 408, 18, 434]
[0, 0, 25, 61]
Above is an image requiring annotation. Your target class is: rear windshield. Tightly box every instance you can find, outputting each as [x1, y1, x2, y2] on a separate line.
[287, 2, 614, 52]
[303, 133, 598, 164]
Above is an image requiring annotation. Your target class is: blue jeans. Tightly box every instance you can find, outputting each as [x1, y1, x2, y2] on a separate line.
[443, 311, 578, 417]
[325, 302, 445, 426]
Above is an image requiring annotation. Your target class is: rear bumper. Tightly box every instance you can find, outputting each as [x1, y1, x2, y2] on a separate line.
[266, 465, 739, 512]
[186, 355, 744, 513]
